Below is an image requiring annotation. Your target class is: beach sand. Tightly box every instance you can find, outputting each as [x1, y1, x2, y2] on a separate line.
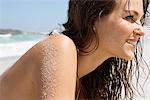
[0, 56, 20, 75]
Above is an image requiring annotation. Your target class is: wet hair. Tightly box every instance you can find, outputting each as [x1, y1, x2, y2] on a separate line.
[63, 0, 117, 55]
[62, 0, 150, 99]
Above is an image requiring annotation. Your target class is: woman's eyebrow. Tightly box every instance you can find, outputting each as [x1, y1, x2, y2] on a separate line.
[123, 9, 144, 17]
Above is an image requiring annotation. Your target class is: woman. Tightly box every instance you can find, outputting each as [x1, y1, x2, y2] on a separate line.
[0, 0, 149, 99]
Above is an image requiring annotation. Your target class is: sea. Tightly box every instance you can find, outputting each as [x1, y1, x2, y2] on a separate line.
[0, 32, 47, 74]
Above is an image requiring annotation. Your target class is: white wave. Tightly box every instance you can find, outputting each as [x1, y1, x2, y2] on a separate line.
[0, 40, 41, 58]
[0, 34, 12, 38]
[0, 38, 45, 75]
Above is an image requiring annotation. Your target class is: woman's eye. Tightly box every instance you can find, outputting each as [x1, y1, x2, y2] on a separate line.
[124, 15, 135, 22]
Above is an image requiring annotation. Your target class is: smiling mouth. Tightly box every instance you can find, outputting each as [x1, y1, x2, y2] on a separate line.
[126, 40, 137, 47]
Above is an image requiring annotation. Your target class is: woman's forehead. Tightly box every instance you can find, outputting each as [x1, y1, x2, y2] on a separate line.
[116, 0, 144, 15]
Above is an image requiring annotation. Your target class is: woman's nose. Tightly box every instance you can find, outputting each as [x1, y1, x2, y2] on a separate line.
[133, 23, 145, 36]
[133, 28, 144, 36]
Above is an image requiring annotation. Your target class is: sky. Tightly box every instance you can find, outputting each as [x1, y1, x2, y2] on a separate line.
[0, 0, 68, 32]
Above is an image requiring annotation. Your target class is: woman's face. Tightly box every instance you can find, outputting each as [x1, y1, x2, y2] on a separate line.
[95, 0, 144, 60]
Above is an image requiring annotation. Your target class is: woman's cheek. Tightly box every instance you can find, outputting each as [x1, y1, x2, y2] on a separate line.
[118, 19, 133, 36]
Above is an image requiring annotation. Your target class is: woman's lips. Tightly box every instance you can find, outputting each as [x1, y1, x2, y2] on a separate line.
[126, 38, 139, 47]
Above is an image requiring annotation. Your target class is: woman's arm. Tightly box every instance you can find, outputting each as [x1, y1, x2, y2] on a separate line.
[0, 34, 77, 100]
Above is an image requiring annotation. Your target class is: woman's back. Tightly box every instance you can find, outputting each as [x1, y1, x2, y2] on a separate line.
[0, 33, 78, 99]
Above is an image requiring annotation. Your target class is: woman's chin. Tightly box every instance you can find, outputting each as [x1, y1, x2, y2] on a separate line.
[109, 48, 135, 60]
[117, 47, 135, 60]
[124, 56, 134, 61]
[121, 52, 135, 61]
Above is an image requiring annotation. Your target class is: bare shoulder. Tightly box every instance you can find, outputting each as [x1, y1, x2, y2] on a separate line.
[34, 34, 78, 99]
[36, 33, 77, 55]
[34, 33, 77, 66]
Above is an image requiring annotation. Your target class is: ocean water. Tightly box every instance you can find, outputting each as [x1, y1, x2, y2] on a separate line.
[0, 32, 47, 74]
[0, 33, 47, 58]
[0, 33, 46, 43]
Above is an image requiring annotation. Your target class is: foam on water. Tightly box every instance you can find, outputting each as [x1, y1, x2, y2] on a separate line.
[0, 33, 46, 75]
[0, 33, 46, 43]
[0, 33, 47, 58]
[0, 40, 41, 58]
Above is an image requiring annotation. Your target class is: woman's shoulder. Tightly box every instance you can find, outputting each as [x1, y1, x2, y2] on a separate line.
[35, 33, 77, 58]
[39, 33, 75, 48]
[33, 33, 78, 99]
[33, 33, 78, 67]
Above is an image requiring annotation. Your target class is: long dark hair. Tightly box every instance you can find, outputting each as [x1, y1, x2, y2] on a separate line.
[62, 0, 150, 99]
